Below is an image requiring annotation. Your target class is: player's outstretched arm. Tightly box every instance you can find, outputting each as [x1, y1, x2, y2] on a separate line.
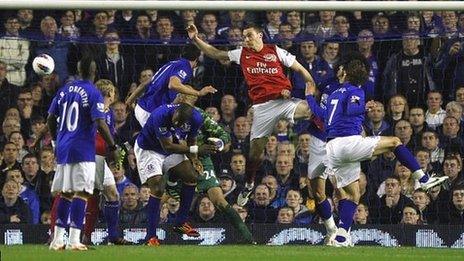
[125, 77, 151, 108]
[96, 118, 119, 164]
[168, 76, 217, 96]
[187, 24, 229, 61]
[46, 114, 57, 139]
[290, 60, 316, 91]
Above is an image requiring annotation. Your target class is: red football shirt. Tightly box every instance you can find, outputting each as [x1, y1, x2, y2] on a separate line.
[228, 44, 296, 104]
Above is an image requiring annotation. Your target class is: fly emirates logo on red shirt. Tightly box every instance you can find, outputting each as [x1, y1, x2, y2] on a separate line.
[246, 53, 279, 75]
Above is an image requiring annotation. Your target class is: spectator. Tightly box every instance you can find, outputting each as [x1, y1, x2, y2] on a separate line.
[261, 175, 284, 208]
[364, 101, 391, 136]
[1, 118, 20, 148]
[8, 131, 28, 161]
[401, 204, 421, 225]
[58, 10, 80, 40]
[353, 202, 369, 225]
[154, 16, 182, 68]
[445, 102, 463, 130]
[276, 23, 295, 51]
[365, 150, 397, 193]
[16, 9, 34, 35]
[441, 11, 459, 38]
[178, 10, 198, 36]
[0, 142, 21, 187]
[440, 116, 463, 152]
[205, 106, 221, 123]
[421, 131, 444, 164]
[414, 148, 440, 176]
[219, 94, 238, 132]
[274, 155, 299, 200]
[16, 88, 35, 135]
[412, 189, 431, 224]
[276, 207, 294, 224]
[139, 184, 150, 207]
[200, 13, 220, 42]
[110, 162, 133, 196]
[394, 120, 415, 150]
[321, 40, 340, 71]
[219, 173, 240, 205]
[286, 11, 303, 36]
[194, 195, 221, 223]
[114, 10, 137, 37]
[231, 117, 250, 155]
[30, 84, 46, 117]
[247, 184, 278, 223]
[111, 101, 134, 144]
[131, 14, 156, 73]
[36, 148, 54, 212]
[285, 189, 312, 225]
[386, 95, 409, 126]
[263, 11, 283, 41]
[0, 17, 30, 87]
[455, 86, 464, 110]
[5, 169, 39, 224]
[119, 184, 146, 226]
[409, 107, 430, 144]
[27, 116, 52, 149]
[438, 185, 464, 224]
[443, 155, 463, 189]
[95, 30, 136, 99]
[0, 180, 31, 224]
[425, 91, 446, 130]
[40, 210, 51, 225]
[229, 153, 246, 185]
[0, 61, 19, 123]
[34, 16, 69, 84]
[357, 29, 378, 100]
[370, 176, 414, 224]
[382, 31, 435, 107]
[291, 34, 330, 98]
[306, 11, 335, 39]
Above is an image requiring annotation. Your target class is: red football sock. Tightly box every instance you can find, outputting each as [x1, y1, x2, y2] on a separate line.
[49, 194, 61, 234]
[83, 195, 99, 241]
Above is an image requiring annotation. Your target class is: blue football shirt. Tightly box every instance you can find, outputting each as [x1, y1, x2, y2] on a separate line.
[137, 59, 193, 113]
[48, 80, 105, 164]
[136, 104, 203, 155]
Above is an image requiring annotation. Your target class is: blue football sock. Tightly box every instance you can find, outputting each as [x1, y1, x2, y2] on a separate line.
[175, 184, 195, 225]
[146, 196, 161, 240]
[56, 197, 71, 229]
[316, 199, 332, 220]
[394, 145, 421, 172]
[335, 199, 357, 242]
[69, 197, 87, 230]
[104, 201, 120, 241]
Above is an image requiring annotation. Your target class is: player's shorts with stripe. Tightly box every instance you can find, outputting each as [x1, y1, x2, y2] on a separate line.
[307, 135, 328, 180]
[326, 135, 380, 188]
[94, 155, 116, 191]
[250, 98, 304, 140]
[52, 162, 96, 194]
[134, 104, 151, 128]
[134, 140, 166, 184]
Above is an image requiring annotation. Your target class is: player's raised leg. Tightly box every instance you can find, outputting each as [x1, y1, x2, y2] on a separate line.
[372, 136, 448, 190]
[167, 159, 200, 237]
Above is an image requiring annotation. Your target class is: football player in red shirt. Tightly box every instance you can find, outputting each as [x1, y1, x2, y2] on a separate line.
[187, 23, 315, 206]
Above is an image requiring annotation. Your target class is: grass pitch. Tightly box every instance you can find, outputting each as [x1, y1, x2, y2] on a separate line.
[0, 245, 463, 261]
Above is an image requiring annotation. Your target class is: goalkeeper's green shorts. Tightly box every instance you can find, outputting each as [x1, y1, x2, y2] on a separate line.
[196, 156, 220, 193]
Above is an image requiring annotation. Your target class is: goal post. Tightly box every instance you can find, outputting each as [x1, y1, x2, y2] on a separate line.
[0, 0, 464, 11]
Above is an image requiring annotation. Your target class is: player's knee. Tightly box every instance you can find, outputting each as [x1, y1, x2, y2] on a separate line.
[74, 191, 91, 200]
[103, 186, 119, 202]
[146, 176, 164, 197]
[391, 137, 402, 148]
[314, 189, 327, 203]
[61, 192, 73, 200]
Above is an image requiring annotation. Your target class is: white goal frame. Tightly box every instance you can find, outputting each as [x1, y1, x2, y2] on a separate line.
[0, 1, 464, 11]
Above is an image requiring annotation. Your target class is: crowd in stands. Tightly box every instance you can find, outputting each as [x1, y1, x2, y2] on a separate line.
[0, 8, 463, 227]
